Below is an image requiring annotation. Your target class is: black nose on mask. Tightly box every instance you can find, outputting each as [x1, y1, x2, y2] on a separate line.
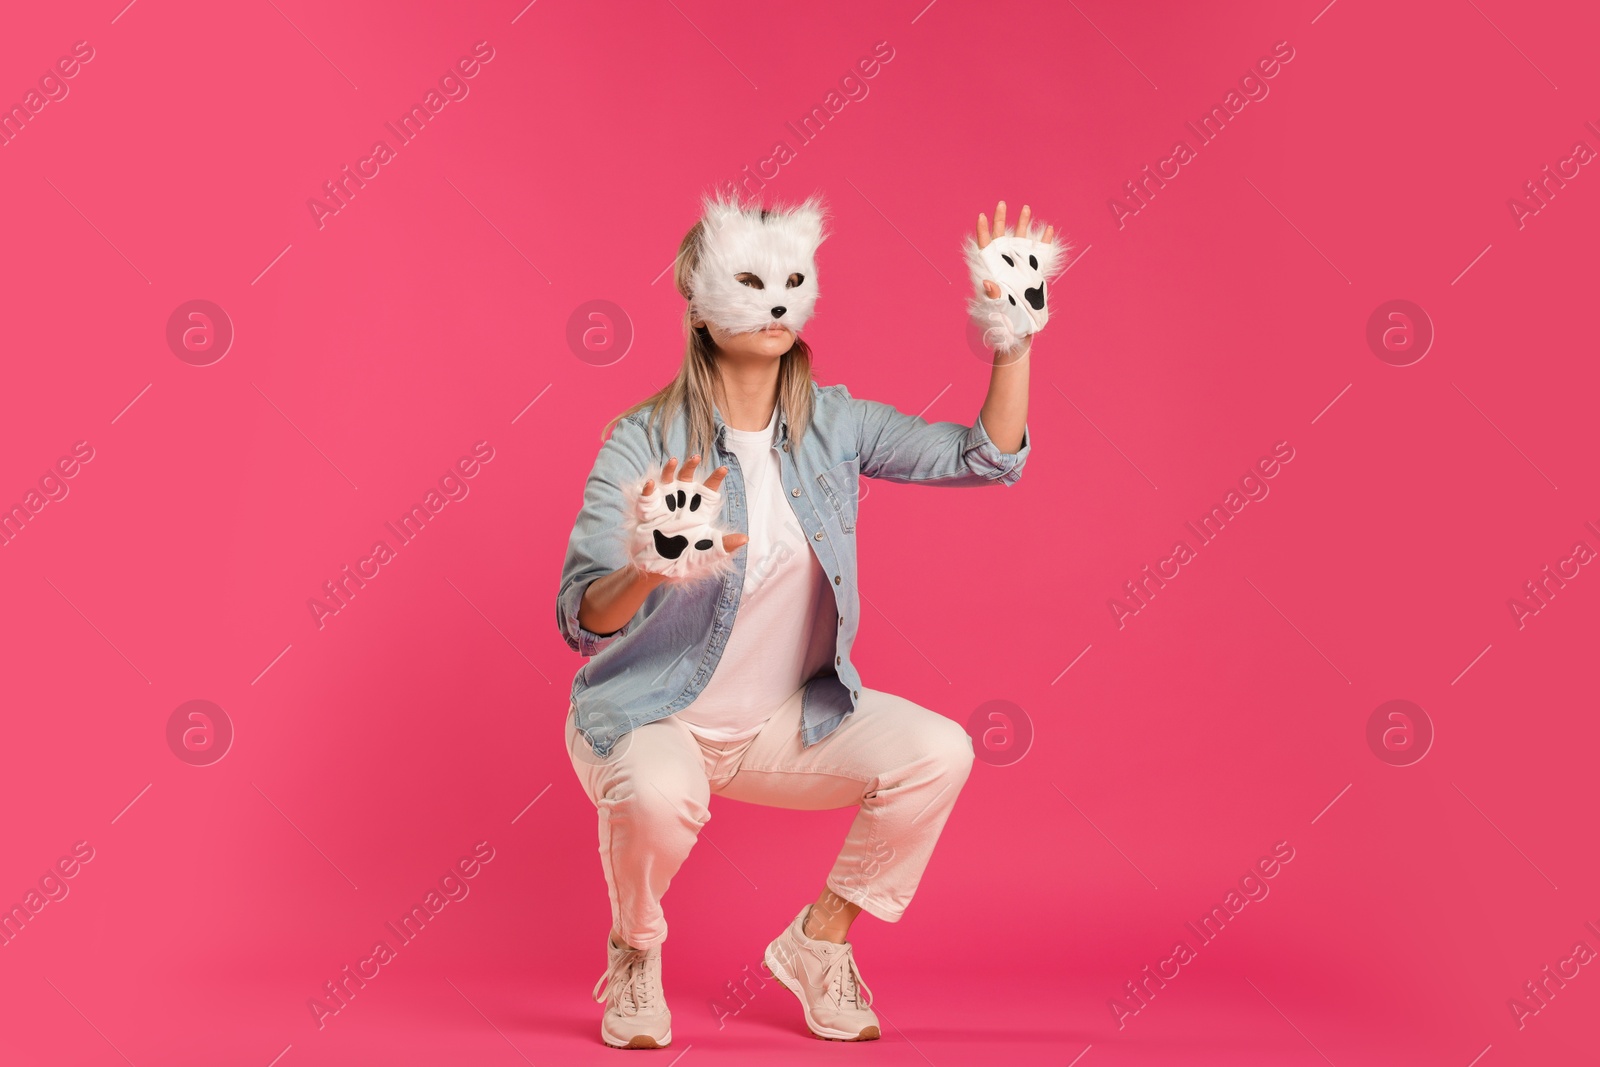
[771, 306, 786, 318]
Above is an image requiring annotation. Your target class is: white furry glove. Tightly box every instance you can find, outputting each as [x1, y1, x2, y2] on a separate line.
[627, 464, 737, 581]
[964, 224, 1066, 355]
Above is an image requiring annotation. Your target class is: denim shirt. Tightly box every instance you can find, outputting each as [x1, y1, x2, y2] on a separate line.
[557, 380, 1029, 757]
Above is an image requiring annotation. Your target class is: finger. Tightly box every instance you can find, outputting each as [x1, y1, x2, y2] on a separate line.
[977, 212, 991, 248]
[678, 454, 702, 482]
[1043, 224, 1056, 244]
[993, 200, 1007, 237]
[661, 457, 679, 484]
[702, 465, 731, 492]
[641, 479, 656, 496]
[1016, 203, 1032, 238]
[984, 280, 1000, 299]
[722, 533, 749, 553]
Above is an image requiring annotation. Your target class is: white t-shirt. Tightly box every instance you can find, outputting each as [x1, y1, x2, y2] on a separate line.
[677, 407, 837, 742]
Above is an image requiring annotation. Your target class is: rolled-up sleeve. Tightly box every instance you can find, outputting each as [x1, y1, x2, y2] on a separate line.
[847, 385, 1031, 486]
[556, 418, 653, 656]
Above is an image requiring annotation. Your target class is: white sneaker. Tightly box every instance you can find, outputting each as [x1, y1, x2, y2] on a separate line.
[763, 907, 880, 1041]
[592, 935, 672, 1049]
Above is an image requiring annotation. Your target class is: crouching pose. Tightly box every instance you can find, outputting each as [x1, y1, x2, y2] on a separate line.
[556, 191, 1066, 1047]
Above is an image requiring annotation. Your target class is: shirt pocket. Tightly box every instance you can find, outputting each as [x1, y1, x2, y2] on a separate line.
[816, 457, 860, 532]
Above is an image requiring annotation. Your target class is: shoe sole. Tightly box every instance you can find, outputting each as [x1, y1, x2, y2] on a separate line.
[601, 1030, 671, 1050]
[763, 946, 881, 1042]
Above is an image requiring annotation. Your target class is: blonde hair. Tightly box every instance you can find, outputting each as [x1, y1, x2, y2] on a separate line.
[605, 212, 815, 457]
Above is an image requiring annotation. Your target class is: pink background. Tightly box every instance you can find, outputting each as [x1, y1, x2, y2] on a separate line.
[2, 0, 1596, 1063]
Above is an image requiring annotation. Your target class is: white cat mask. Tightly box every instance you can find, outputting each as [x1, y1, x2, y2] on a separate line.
[688, 193, 828, 336]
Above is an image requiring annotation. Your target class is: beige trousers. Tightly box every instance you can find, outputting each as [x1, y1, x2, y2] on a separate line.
[566, 686, 975, 949]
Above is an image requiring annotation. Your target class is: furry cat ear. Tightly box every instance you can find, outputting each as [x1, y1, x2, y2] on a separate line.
[787, 193, 829, 249]
[698, 191, 746, 236]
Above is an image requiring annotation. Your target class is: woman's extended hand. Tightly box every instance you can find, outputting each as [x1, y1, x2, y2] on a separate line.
[575, 453, 748, 638]
[975, 200, 1056, 300]
[639, 455, 749, 558]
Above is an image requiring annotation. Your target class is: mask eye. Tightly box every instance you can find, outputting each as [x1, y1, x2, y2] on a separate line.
[736, 273, 765, 290]
[786, 273, 805, 288]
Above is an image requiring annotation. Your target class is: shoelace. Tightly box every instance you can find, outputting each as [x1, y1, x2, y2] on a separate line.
[817, 943, 874, 1011]
[592, 946, 659, 1016]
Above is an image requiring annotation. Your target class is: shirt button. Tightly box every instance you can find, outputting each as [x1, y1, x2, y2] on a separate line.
[791, 487, 801, 497]
[834, 575, 841, 585]
[835, 655, 842, 665]
[853, 690, 860, 699]
[781, 442, 790, 452]
[813, 530, 823, 541]
[838, 617, 844, 627]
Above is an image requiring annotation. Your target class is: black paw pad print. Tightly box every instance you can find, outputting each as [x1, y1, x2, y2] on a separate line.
[652, 529, 717, 560]
[668, 489, 707, 511]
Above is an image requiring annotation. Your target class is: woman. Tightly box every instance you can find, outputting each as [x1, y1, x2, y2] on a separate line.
[557, 193, 1063, 1048]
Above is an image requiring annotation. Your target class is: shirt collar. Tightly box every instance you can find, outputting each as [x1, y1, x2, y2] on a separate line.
[712, 403, 789, 448]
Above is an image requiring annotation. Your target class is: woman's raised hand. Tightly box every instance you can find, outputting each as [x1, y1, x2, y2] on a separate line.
[965, 199, 1067, 356]
[976, 200, 1056, 300]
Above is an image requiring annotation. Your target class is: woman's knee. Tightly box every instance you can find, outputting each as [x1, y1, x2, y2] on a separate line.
[929, 714, 976, 780]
